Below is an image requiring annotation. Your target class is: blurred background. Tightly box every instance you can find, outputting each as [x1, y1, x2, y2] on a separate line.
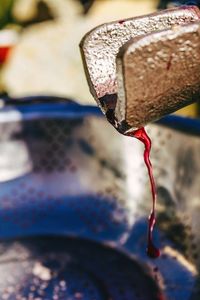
[0, 0, 199, 115]
[0, 2, 200, 299]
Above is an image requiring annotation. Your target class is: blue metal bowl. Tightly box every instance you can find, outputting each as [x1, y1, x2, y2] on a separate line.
[0, 96, 199, 300]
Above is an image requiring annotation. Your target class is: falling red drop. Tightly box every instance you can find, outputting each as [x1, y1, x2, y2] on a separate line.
[127, 127, 160, 258]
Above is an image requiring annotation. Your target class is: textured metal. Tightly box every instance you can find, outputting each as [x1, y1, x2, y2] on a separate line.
[0, 99, 200, 299]
[80, 6, 200, 131]
[116, 21, 200, 129]
[0, 237, 162, 300]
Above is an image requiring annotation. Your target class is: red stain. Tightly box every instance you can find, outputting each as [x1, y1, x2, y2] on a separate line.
[166, 54, 173, 71]
[119, 20, 125, 24]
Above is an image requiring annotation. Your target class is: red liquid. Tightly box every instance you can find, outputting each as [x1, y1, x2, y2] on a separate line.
[166, 54, 173, 71]
[0, 46, 11, 64]
[128, 127, 160, 258]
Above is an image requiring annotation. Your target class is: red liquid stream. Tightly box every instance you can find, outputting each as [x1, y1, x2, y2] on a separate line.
[128, 127, 160, 258]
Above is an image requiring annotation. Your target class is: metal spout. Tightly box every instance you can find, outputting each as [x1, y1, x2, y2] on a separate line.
[80, 6, 200, 132]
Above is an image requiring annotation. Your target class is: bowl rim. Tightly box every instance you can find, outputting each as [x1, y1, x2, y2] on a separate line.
[0, 95, 200, 136]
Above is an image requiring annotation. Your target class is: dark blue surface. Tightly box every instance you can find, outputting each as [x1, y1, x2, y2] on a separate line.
[1, 95, 200, 136]
[0, 95, 199, 299]
[158, 1, 200, 8]
[157, 114, 200, 135]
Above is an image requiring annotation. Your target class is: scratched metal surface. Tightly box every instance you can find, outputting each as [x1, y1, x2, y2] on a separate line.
[0, 99, 199, 299]
[80, 6, 200, 132]
[116, 21, 200, 129]
[80, 6, 200, 106]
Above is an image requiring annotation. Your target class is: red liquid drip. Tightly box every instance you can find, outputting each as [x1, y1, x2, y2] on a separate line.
[0, 46, 11, 64]
[128, 127, 160, 258]
[166, 54, 173, 71]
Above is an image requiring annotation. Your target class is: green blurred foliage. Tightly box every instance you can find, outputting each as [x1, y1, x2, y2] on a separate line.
[0, 0, 16, 29]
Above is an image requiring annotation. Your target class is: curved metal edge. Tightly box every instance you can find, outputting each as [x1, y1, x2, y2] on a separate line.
[0, 95, 103, 122]
[0, 96, 199, 136]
